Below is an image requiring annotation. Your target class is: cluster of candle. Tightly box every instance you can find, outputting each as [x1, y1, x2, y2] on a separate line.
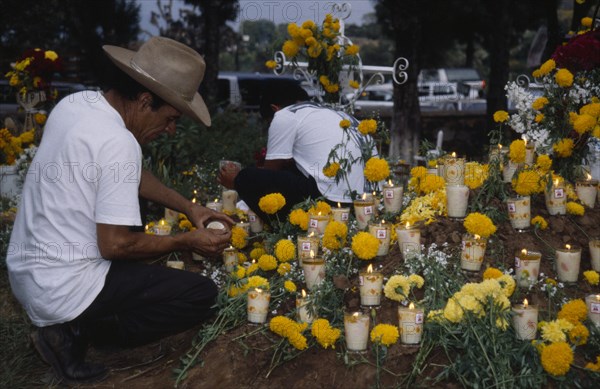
[395, 222, 421, 259]
[368, 220, 391, 256]
[512, 299, 538, 340]
[247, 288, 270, 324]
[302, 250, 325, 291]
[506, 196, 531, 231]
[514, 249, 541, 287]
[575, 174, 598, 208]
[544, 178, 566, 215]
[460, 234, 486, 272]
[555, 244, 582, 283]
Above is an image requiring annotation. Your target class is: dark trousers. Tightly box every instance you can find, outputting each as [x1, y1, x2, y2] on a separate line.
[234, 166, 322, 221]
[74, 261, 217, 347]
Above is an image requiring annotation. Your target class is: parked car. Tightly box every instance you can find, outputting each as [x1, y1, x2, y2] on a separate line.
[418, 68, 486, 99]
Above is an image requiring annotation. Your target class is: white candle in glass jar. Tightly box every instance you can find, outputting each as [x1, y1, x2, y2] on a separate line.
[544, 179, 566, 215]
[576, 176, 598, 208]
[398, 303, 424, 345]
[222, 246, 237, 272]
[297, 233, 320, 263]
[153, 219, 172, 236]
[166, 259, 185, 270]
[586, 294, 600, 328]
[344, 311, 370, 352]
[524, 140, 535, 165]
[296, 289, 313, 324]
[395, 222, 421, 259]
[512, 299, 538, 340]
[590, 238, 600, 272]
[446, 184, 469, 219]
[353, 194, 375, 230]
[302, 251, 325, 291]
[164, 207, 179, 224]
[247, 209, 263, 233]
[247, 288, 270, 324]
[506, 196, 531, 231]
[368, 220, 391, 256]
[331, 202, 350, 224]
[382, 180, 403, 213]
[359, 264, 383, 306]
[307, 212, 330, 236]
[555, 244, 581, 283]
[222, 189, 238, 213]
[514, 249, 541, 287]
[502, 160, 519, 183]
[205, 198, 224, 213]
[443, 153, 465, 185]
[460, 234, 487, 272]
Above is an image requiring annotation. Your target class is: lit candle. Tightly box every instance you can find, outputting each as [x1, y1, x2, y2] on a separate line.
[398, 302, 424, 345]
[331, 202, 350, 224]
[437, 157, 445, 177]
[445, 184, 469, 219]
[443, 152, 465, 185]
[590, 238, 600, 272]
[514, 249, 541, 287]
[302, 250, 325, 291]
[247, 209, 263, 233]
[164, 207, 179, 224]
[395, 222, 421, 259]
[506, 196, 531, 231]
[308, 211, 330, 236]
[586, 294, 600, 328]
[222, 246, 237, 272]
[296, 289, 313, 324]
[247, 288, 270, 324]
[460, 234, 487, 272]
[382, 180, 404, 213]
[166, 259, 185, 270]
[489, 143, 507, 164]
[359, 264, 383, 307]
[368, 220, 391, 256]
[524, 138, 535, 165]
[206, 220, 227, 230]
[555, 244, 581, 283]
[353, 193, 375, 230]
[544, 178, 566, 215]
[206, 198, 224, 213]
[344, 311, 370, 352]
[153, 218, 172, 236]
[297, 233, 320, 263]
[502, 160, 519, 183]
[512, 299, 538, 340]
[236, 221, 250, 235]
[575, 174, 598, 208]
[222, 189, 238, 213]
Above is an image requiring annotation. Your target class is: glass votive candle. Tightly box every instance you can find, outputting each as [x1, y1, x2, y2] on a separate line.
[344, 311, 370, 352]
[395, 222, 421, 259]
[506, 196, 531, 231]
[382, 180, 403, 213]
[555, 244, 581, 283]
[576, 177, 598, 208]
[514, 249, 541, 287]
[590, 238, 600, 272]
[153, 219, 172, 236]
[296, 289, 313, 324]
[297, 233, 320, 264]
[247, 210, 263, 233]
[307, 212, 330, 236]
[443, 153, 465, 185]
[205, 199, 223, 213]
[331, 203, 350, 224]
[222, 189, 238, 213]
[502, 161, 519, 183]
[359, 264, 383, 307]
[368, 220, 391, 256]
[166, 259, 185, 270]
[398, 302, 424, 345]
[446, 184, 469, 219]
[512, 299, 538, 340]
[247, 288, 270, 324]
[460, 234, 487, 272]
[544, 179, 566, 215]
[222, 246, 237, 272]
[353, 194, 375, 230]
[302, 254, 325, 291]
[164, 208, 179, 224]
[586, 294, 600, 328]
[524, 141, 535, 165]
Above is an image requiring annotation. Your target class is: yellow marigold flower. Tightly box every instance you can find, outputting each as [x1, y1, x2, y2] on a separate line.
[555, 68, 574, 87]
[464, 162, 488, 189]
[345, 44, 359, 56]
[532, 69, 541, 78]
[284, 280, 297, 293]
[483, 267, 503, 280]
[277, 262, 291, 275]
[464, 212, 496, 238]
[274, 239, 296, 262]
[299, 28, 313, 39]
[408, 274, 425, 288]
[269, 316, 308, 350]
[265, 60, 277, 69]
[289, 208, 309, 230]
[581, 16, 592, 27]
[246, 275, 269, 291]
[323, 162, 340, 178]
[282, 40, 299, 57]
[493, 110, 509, 123]
[324, 83, 339, 93]
[319, 75, 330, 87]
[234, 266, 246, 280]
[566, 201, 584, 216]
[531, 215, 548, 230]
[553, 138, 574, 158]
[34, 112, 47, 125]
[179, 219, 193, 230]
[305, 36, 317, 47]
[250, 247, 266, 260]
[302, 20, 315, 29]
[513, 170, 543, 195]
[231, 225, 248, 249]
[585, 355, 600, 371]
[509, 139, 526, 163]
[580, 102, 600, 117]
[322, 220, 347, 251]
[288, 330, 308, 350]
[583, 270, 599, 286]
[418, 174, 445, 194]
[541, 342, 573, 376]
[569, 323, 589, 346]
[349, 80, 360, 89]
[532, 96, 549, 111]
[259, 193, 286, 214]
[351, 231, 380, 260]
[541, 319, 573, 343]
[19, 129, 35, 144]
[557, 299, 587, 325]
[384, 275, 410, 302]
[311, 318, 341, 349]
[364, 157, 390, 182]
[258, 254, 278, 271]
[307, 44, 323, 58]
[535, 154, 552, 172]
[370, 324, 399, 346]
[287, 23, 300, 38]
[237, 252, 247, 264]
[308, 201, 332, 215]
[358, 119, 377, 135]
[572, 113, 596, 135]
[411, 166, 428, 179]
[443, 298, 464, 323]
[497, 274, 516, 297]
[537, 59, 556, 76]
[535, 113, 544, 123]
[339, 119, 351, 129]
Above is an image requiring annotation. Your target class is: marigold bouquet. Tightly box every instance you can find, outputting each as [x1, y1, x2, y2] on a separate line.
[5, 48, 63, 97]
[0, 127, 35, 165]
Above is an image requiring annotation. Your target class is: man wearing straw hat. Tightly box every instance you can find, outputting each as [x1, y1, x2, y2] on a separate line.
[6, 37, 233, 384]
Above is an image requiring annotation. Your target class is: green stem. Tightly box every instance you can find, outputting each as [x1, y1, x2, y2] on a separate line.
[568, 216, 590, 240]
[470, 318, 500, 387]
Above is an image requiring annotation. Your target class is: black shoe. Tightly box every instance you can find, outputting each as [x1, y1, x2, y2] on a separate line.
[31, 324, 108, 384]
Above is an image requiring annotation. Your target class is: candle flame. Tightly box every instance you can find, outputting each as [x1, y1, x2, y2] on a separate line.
[587, 173, 592, 180]
[193, 189, 198, 195]
[192, 198, 197, 204]
[498, 144, 503, 149]
[451, 152, 456, 157]
[301, 289, 307, 298]
[474, 234, 481, 240]
[553, 179, 559, 186]
[367, 264, 373, 273]
[309, 249, 315, 258]
[566, 244, 571, 250]
[382, 220, 386, 225]
[405, 222, 410, 229]
[409, 302, 415, 309]
[255, 288, 263, 293]
[252, 259, 256, 264]
[317, 211, 322, 216]
[160, 219, 165, 226]
[521, 249, 528, 255]
[388, 179, 393, 186]
[352, 312, 359, 318]
[523, 298, 529, 308]
[308, 231, 315, 238]
[523, 138, 527, 145]
[372, 191, 376, 196]
[145, 224, 149, 231]
[214, 198, 219, 203]
[337, 202, 341, 208]
[362, 193, 367, 200]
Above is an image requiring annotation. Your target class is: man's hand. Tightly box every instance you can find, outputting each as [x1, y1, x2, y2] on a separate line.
[187, 203, 235, 230]
[187, 225, 232, 257]
[217, 161, 241, 189]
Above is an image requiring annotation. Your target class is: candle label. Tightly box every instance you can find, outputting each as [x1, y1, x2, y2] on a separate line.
[507, 202, 516, 213]
[415, 312, 424, 324]
[554, 188, 564, 198]
[249, 214, 256, 222]
[591, 302, 600, 314]
[385, 189, 394, 199]
[359, 275, 364, 286]
[301, 242, 311, 251]
[364, 206, 373, 215]
[376, 229, 387, 239]
[341, 212, 349, 221]
[515, 257, 521, 268]
[309, 219, 318, 228]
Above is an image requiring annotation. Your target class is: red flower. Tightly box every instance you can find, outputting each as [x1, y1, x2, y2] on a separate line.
[552, 29, 600, 72]
[254, 147, 267, 167]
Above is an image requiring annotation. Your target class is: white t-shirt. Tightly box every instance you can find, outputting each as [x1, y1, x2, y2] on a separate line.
[7, 91, 143, 327]
[265, 102, 374, 202]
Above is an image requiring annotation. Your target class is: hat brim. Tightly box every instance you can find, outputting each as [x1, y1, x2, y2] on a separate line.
[103, 45, 211, 127]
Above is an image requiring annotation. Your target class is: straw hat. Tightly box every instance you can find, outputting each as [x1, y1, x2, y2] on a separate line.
[103, 37, 210, 126]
